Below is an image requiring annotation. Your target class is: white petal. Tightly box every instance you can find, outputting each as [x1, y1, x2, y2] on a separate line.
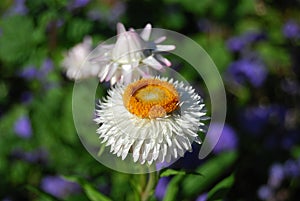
[155, 45, 176, 52]
[98, 65, 111, 82]
[165, 149, 172, 163]
[194, 136, 202, 144]
[133, 140, 144, 162]
[121, 139, 134, 160]
[156, 55, 172, 67]
[105, 63, 118, 82]
[140, 23, 152, 41]
[94, 77, 208, 165]
[154, 36, 166, 44]
[142, 56, 163, 70]
[117, 22, 126, 34]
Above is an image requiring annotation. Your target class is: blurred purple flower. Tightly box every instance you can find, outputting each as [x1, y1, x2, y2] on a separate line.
[257, 185, 272, 200]
[156, 161, 172, 171]
[228, 58, 267, 87]
[243, 31, 266, 42]
[24, 149, 48, 164]
[155, 177, 170, 201]
[38, 58, 54, 79]
[86, 10, 101, 21]
[11, 148, 48, 164]
[42, 58, 54, 73]
[87, 2, 125, 24]
[19, 59, 54, 84]
[14, 115, 32, 138]
[267, 105, 286, 125]
[196, 193, 208, 201]
[19, 66, 39, 80]
[258, 158, 300, 200]
[240, 106, 274, 135]
[226, 36, 246, 52]
[213, 124, 238, 154]
[41, 176, 81, 199]
[46, 19, 65, 32]
[283, 159, 300, 177]
[280, 130, 300, 150]
[69, 0, 90, 9]
[283, 20, 300, 39]
[5, 0, 28, 16]
[226, 31, 266, 52]
[297, 158, 300, 170]
[109, 2, 126, 23]
[268, 164, 285, 188]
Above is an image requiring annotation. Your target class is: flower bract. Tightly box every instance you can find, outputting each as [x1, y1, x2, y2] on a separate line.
[91, 23, 175, 85]
[94, 77, 207, 165]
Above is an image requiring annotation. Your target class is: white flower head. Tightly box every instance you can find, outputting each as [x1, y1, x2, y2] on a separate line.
[91, 23, 175, 85]
[94, 77, 207, 165]
[61, 37, 100, 80]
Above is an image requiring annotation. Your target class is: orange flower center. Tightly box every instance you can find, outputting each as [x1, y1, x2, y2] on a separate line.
[123, 78, 179, 118]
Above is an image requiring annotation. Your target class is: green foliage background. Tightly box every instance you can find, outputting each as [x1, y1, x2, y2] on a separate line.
[1, 0, 300, 201]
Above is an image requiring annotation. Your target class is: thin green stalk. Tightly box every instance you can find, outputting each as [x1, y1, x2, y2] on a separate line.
[141, 171, 158, 201]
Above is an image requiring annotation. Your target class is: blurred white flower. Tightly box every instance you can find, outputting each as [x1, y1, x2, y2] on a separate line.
[94, 77, 207, 165]
[61, 36, 100, 80]
[92, 23, 175, 85]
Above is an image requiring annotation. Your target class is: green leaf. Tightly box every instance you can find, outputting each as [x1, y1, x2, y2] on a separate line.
[181, 151, 237, 197]
[63, 176, 112, 201]
[162, 12, 186, 30]
[193, 35, 232, 73]
[160, 169, 186, 177]
[162, 175, 184, 201]
[211, 0, 229, 19]
[227, 84, 250, 105]
[66, 18, 93, 41]
[129, 179, 142, 201]
[207, 174, 235, 201]
[0, 15, 38, 64]
[235, 0, 256, 16]
[291, 146, 300, 159]
[160, 169, 203, 178]
[257, 42, 291, 72]
[84, 183, 112, 201]
[26, 185, 61, 201]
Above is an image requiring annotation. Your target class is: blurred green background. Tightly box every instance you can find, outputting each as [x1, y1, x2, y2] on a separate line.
[1, 0, 300, 201]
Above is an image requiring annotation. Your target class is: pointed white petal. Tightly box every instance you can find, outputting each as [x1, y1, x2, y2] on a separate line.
[194, 136, 202, 144]
[156, 55, 172, 67]
[140, 23, 152, 41]
[154, 36, 166, 44]
[142, 56, 163, 70]
[117, 22, 126, 34]
[121, 139, 134, 160]
[105, 63, 118, 82]
[98, 65, 110, 82]
[95, 77, 207, 165]
[155, 45, 176, 52]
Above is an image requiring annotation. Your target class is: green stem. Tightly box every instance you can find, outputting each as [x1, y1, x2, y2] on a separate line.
[141, 171, 157, 201]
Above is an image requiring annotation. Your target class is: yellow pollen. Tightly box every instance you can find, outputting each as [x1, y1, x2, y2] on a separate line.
[123, 78, 179, 118]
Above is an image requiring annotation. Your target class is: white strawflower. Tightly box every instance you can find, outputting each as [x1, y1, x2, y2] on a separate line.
[94, 77, 207, 165]
[91, 23, 175, 85]
[61, 37, 100, 80]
